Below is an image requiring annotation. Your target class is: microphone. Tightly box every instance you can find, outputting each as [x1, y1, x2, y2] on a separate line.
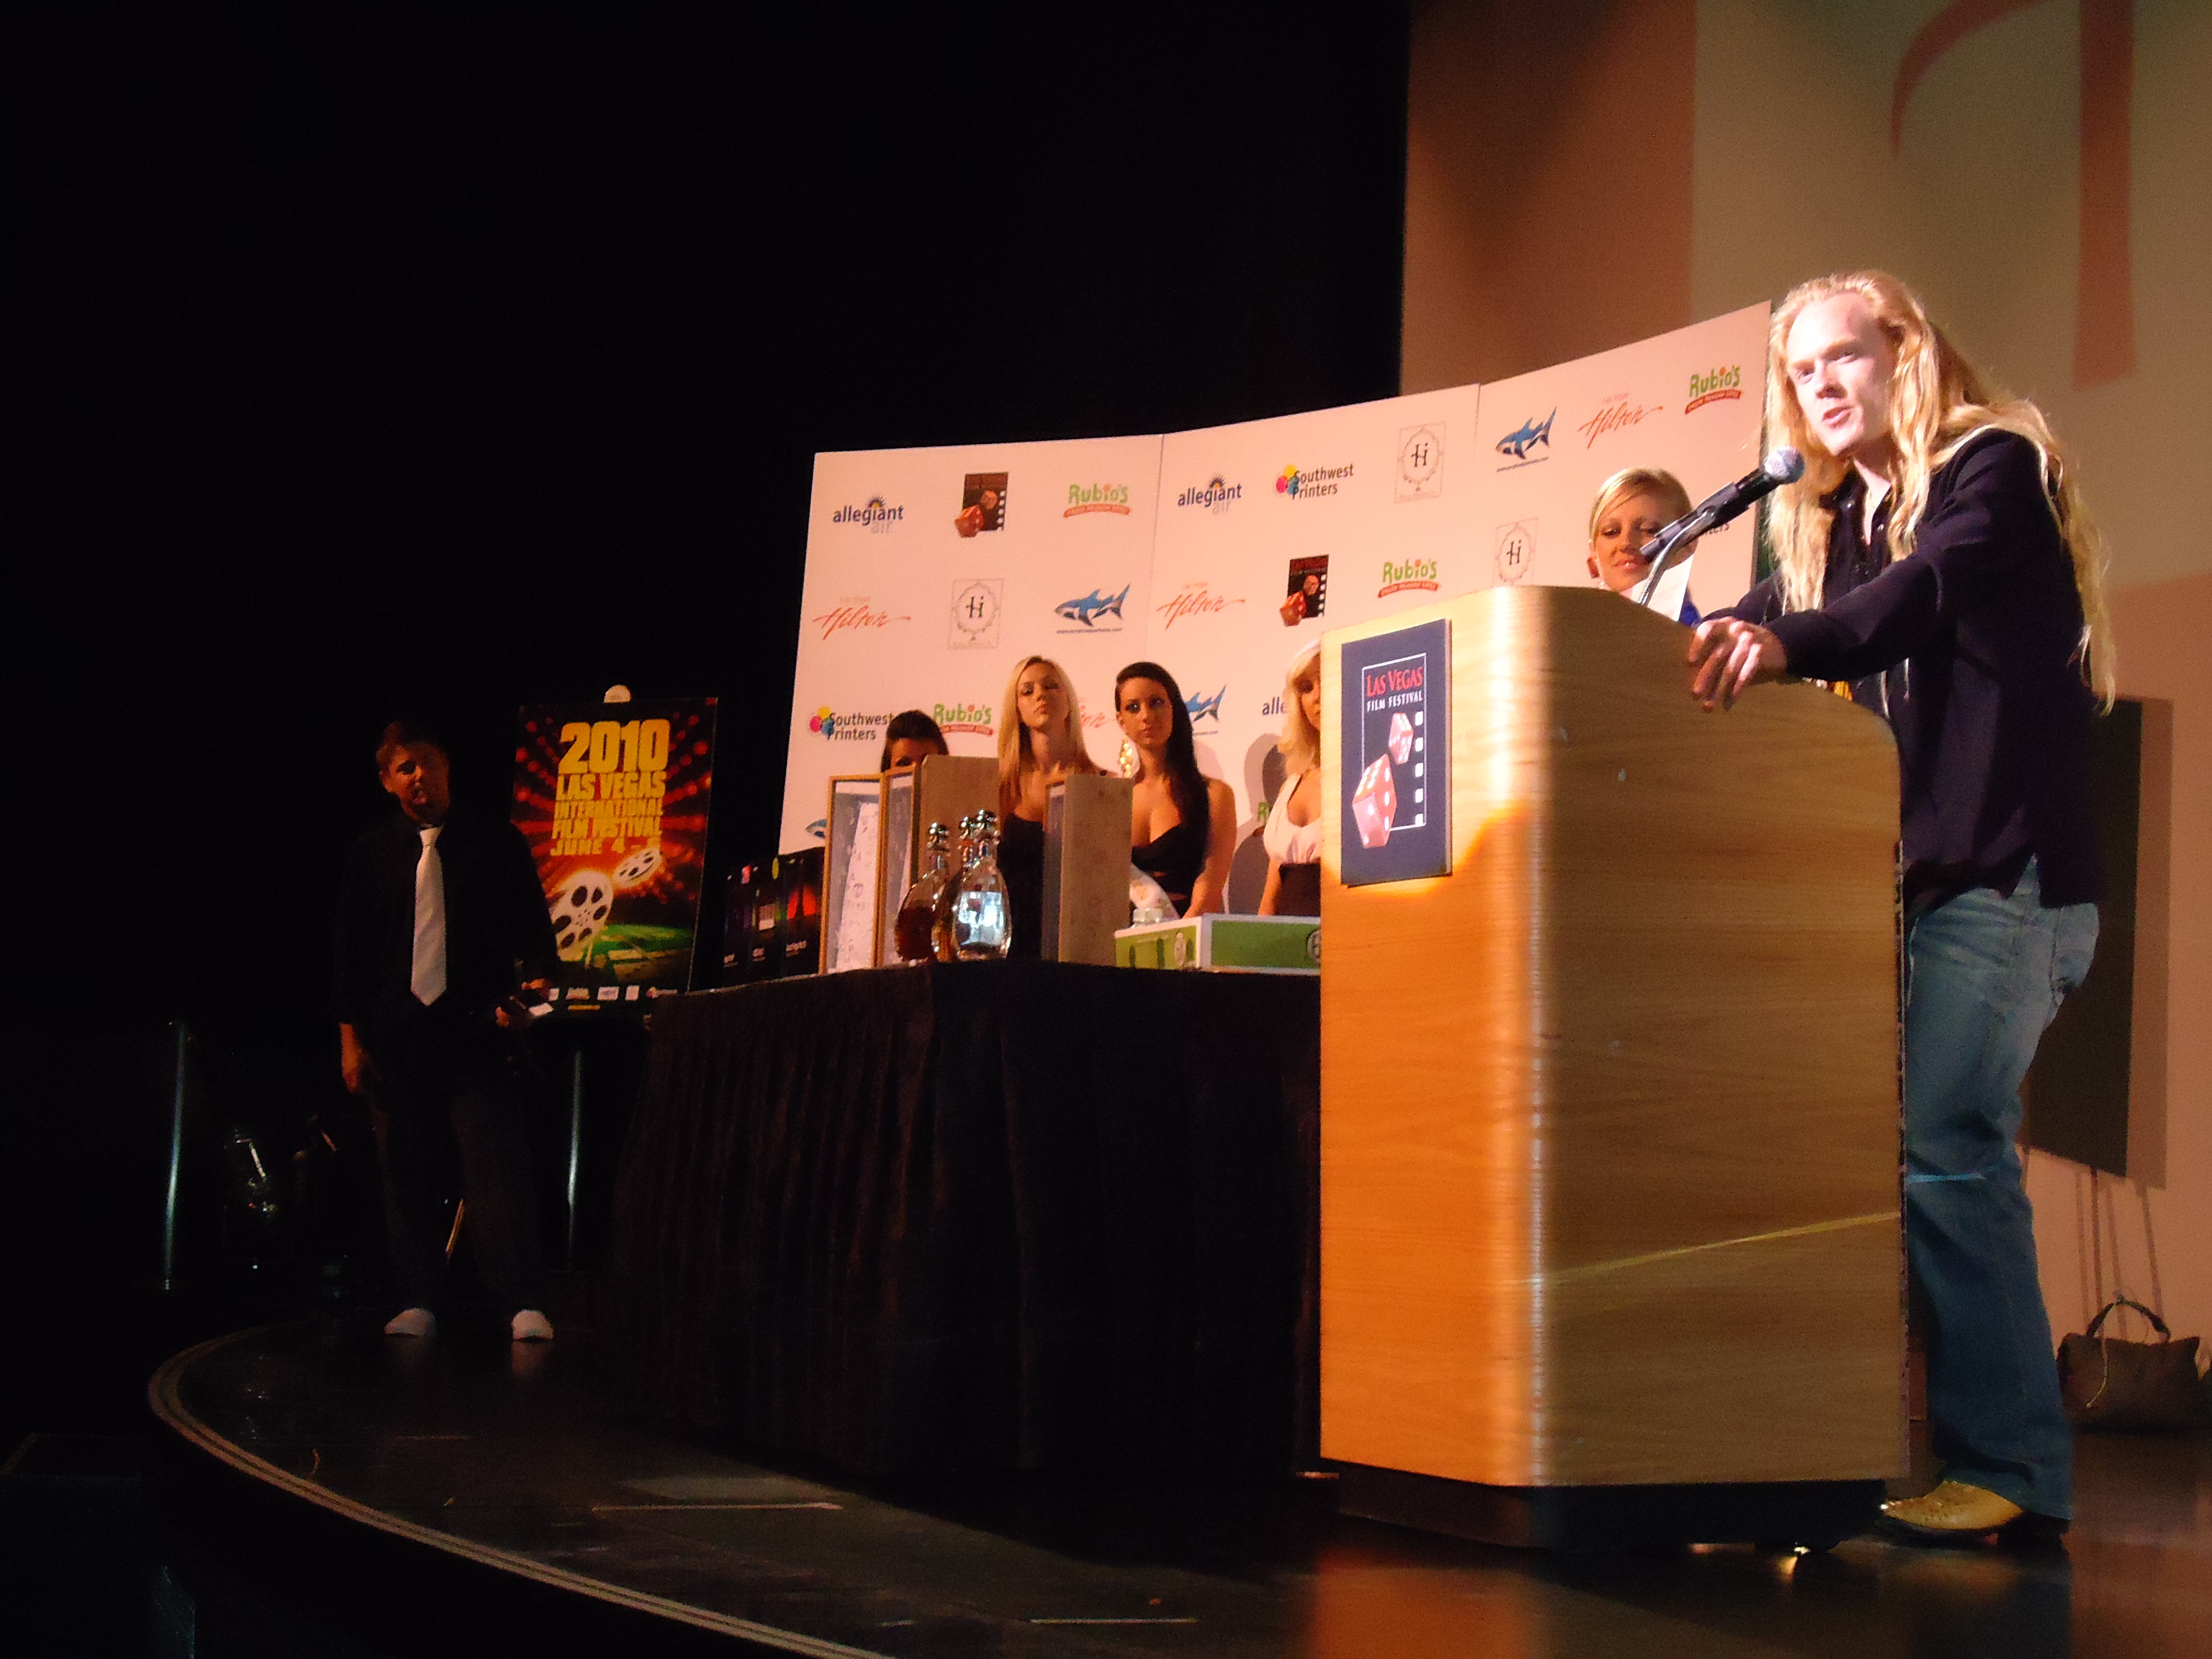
[1633, 448, 1803, 611]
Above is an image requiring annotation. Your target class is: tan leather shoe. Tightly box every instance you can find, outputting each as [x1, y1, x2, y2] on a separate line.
[1879, 1480, 2062, 1544]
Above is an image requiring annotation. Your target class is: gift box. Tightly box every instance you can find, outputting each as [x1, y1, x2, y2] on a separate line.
[1114, 914, 1321, 974]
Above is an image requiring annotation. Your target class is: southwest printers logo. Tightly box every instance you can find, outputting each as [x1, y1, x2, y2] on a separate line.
[806, 708, 891, 742]
[1378, 558, 1440, 598]
[1054, 583, 1130, 630]
[932, 700, 993, 736]
[1154, 582, 1246, 630]
[1065, 482, 1132, 517]
[1579, 393, 1664, 448]
[831, 496, 903, 531]
[809, 598, 911, 642]
[1686, 364, 1744, 415]
[1176, 476, 1242, 514]
[1277, 462, 1353, 500]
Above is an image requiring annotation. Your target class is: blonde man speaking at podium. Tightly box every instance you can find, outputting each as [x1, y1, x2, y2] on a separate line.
[1688, 271, 2111, 1545]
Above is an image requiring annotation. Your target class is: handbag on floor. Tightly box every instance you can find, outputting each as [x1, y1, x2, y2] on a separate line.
[2057, 1298, 2209, 1430]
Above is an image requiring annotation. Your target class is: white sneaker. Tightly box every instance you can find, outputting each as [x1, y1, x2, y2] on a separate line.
[510, 1309, 554, 1343]
[384, 1307, 436, 1338]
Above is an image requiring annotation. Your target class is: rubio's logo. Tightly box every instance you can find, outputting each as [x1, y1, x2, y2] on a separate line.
[1176, 476, 1242, 513]
[1277, 462, 1353, 500]
[932, 700, 993, 736]
[807, 708, 891, 742]
[831, 497, 903, 531]
[1065, 482, 1132, 517]
[1579, 392, 1663, 448]
[1378, 558, 1440, 598]
[1686, 364, 1744, 414]
[1154, 582, 1246, 630]
[810, 598, 911, 641]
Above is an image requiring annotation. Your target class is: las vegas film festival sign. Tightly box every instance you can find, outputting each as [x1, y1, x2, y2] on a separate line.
[780, 302, 1769, 855]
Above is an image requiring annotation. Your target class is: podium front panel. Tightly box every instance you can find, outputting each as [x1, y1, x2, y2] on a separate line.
[1319, 586, 1904, 1489]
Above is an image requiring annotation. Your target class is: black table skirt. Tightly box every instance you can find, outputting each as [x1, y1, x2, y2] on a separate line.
[610, 961, 1320, 1476]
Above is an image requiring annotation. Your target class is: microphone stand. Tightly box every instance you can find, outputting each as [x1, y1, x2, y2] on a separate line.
[1630, 510, 1710, 613]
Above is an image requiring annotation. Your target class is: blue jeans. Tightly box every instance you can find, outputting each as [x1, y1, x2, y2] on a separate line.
[1904, 860, 2097, 1518]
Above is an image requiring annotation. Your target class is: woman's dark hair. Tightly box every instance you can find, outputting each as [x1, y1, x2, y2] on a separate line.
[877, 709, 949, 771]
[1113, 662, 1208, 847]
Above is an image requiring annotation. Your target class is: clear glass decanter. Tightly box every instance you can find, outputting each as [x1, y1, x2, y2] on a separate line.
[949, 809, 1013, 960]
[894, 822, 952, 963]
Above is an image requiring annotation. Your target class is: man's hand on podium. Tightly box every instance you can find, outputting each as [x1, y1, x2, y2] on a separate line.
[1687, 618, 1788, 712]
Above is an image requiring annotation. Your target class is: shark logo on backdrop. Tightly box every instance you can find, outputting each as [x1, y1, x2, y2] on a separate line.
[1686, 364, 1744, 415]
[1185, 686, 1227, 728]
[1176, 476, 1242, 514]
[1054, 583, 1130, 631]
[931, 699, 993, 736]
[1395, 423, 1444, 501]
[949, 578, 1004, 649]
[1495, 521, 1536, 585]
[831, 496, 904, 532]
[1495, 410, 1554, 467]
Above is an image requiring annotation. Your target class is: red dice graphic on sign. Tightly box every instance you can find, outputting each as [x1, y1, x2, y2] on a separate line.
[1352, 753, 1397, 848]
[1387, 711, 1415, 765]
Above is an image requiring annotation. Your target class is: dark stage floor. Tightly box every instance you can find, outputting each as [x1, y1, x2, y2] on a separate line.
[127, 1321, 2212, 1657]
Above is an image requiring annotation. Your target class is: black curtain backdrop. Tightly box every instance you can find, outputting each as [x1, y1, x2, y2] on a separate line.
[7, 9, 1407, 1444]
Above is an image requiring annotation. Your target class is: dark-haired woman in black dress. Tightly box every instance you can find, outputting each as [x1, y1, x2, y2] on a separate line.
[1113, 661, 1237, 917]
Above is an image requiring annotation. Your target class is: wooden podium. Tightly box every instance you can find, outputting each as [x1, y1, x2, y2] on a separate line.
[1319, 586, 1905, 1549]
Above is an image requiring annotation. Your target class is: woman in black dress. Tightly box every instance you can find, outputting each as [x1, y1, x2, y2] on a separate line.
[994, 655, 1101, 956]
[1114, 661, 1237, 917]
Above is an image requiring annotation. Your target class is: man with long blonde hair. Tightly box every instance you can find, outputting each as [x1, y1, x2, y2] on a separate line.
[1689, 271, 2109, 1544]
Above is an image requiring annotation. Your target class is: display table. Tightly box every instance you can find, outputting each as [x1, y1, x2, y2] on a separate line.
[610, 961, 1319, 1476]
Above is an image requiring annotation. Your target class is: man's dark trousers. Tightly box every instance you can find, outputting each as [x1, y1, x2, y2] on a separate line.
[370, 1001, 547, 1314]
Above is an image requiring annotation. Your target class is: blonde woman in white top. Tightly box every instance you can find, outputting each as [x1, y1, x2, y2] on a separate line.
[1259, 641, 1324, 916]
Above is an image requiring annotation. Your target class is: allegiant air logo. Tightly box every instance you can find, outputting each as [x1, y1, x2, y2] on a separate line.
[1578, 393, 1663, 448]
[932, 700, 993, 736]
[1065, 482, 1132, 517]
[1154, 582, 1246, 629]
[1176, 477, 1242, 512]
[809, 599, 911, 642]
[1686, 364, 1743, 414]
[1378, 558, 1440, 598]
[831, 497, 903, 530]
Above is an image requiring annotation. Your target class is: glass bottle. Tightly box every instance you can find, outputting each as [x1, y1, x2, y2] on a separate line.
[894, 822, 952, 962]
[949, 810, 1013, 960]
[931, 814, 973, 962]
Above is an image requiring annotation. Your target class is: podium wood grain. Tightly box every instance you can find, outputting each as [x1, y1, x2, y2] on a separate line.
[1320, 586, 1904, 1488]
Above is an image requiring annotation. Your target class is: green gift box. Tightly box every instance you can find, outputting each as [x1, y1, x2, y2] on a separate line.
[1114, 914, 1321, 974]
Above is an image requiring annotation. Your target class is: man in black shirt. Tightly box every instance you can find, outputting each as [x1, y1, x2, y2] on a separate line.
[336, 722, 560, 1342]
[1690, 271, 2110, 1543]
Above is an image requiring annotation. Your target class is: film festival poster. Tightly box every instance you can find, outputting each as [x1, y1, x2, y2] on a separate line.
[510, 698, 719, 1011]
[1339, 619, 1451, 888]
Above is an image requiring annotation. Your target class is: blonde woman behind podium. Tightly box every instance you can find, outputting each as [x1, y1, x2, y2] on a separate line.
[995, 655, 1102, 957]
[1259, 641, 1323, 917]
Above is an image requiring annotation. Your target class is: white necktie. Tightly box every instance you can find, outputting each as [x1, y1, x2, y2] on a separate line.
[411, 825, 448, 1005]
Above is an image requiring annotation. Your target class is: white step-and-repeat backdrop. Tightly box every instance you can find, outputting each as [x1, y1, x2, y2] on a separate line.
[785, 302, 1772, 903]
